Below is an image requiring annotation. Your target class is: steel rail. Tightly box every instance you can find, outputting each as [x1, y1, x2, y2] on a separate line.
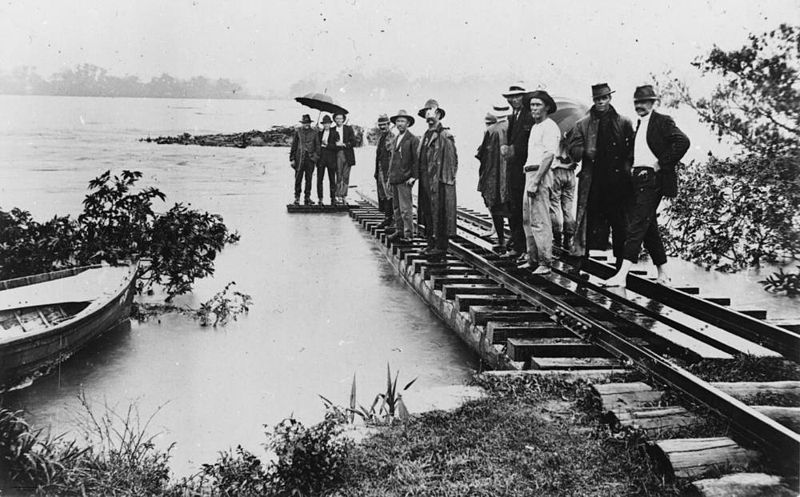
[454, 207, 800, 361]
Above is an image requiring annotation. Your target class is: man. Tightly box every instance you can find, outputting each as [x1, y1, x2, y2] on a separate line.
[386, 110, 420, 242]
[550, 129, 578, 251]
[374, 114, 394, 228]
[289, 114, 320, 205]
[317, 115, 338, 205]
[521, 91, 561, 274]
[604, 85, 689, 287]
[502, 84, 535, 260]
[417, 99, 457, 260]
[333, 113, 356, 205]
[476, 104, 510, 251]
[568, 83, 635, 269]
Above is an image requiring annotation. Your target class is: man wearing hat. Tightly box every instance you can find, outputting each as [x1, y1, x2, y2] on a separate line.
[417, 99, 458, 259]
[502, 84, 535, 259]
[568, 83, 635, 269]
[520, 90, 561, 274]
[604, 85, 689, 288]
[374, 114, 394, 228]
[476, 103, 510, 251]
[333, 113, 357, 205]
[290, 114, 321, 205]
[317, 114, 338, 205]
[386, 110, 420, 242]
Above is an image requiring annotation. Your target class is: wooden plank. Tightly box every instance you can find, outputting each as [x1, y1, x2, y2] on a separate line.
[752, 406, 800, 433]
[690, 473, 797, 497]
[486, 321, 573, 343]
[675, 286, 701, 295]
[421, 265, 473, 280]
[482, 369, 628, 382]
[612, 406, 701, 434]
[703, 297, 731, 306]
[286, 204, 352, 213]
[442, 284, 510, 300]
[735, 309, 768, 320]
[710, 381, 800, 403]
[423, 269, 483, 282]
[650, 437, 760, 479]
[594, 382, 654, 396]
[431, 276, 495, 291]
[509, 338, 608, 359]
[531, 357, 624, 370]
[469, 306, 550, 326]
[454, 294, 528, 312]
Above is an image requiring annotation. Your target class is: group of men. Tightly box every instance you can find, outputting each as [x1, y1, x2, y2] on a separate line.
[291, 82, 689, 287]
[289, 112, 356, 206]
[473, 82, 689, 285]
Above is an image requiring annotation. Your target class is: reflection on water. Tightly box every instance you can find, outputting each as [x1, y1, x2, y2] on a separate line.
[0, 95, 478, 476]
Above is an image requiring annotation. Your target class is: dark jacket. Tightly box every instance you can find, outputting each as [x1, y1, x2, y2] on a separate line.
[639, 111, 690, 197]
[375, 131, 393, 179]
[476, 120, 508, 208]
[319, 127, 338, 154]
[419, 124, 457, 186]
[336, 125, 357, 166]
[505, 107, 534, 186]
[290, 127, 320, 166]
[567, 105, 635, 257]
[387, 131, 420, 184]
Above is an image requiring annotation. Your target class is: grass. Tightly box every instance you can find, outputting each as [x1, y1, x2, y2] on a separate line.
[334, 374, 686, 496]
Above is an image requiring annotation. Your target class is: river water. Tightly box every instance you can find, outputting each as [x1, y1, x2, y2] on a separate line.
[0, 94, 797, 479]
[0, 95, 479, 477]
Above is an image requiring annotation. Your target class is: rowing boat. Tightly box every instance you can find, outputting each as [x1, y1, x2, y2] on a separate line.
[0, 263, 138, 391]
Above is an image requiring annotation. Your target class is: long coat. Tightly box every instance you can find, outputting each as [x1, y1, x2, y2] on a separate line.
[568, 106, 634, 257]
[387, 131, 420, 184]
[374, 131, 393, 201]
[506, 107, 534, 190]
[639, 111, 690, 197]
[290, 127, 320, 166]
[418, 124, 458, 236]
[476, 120, 509, 210]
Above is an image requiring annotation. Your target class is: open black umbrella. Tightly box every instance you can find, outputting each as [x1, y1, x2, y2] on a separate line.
[294, 92, 349, 118]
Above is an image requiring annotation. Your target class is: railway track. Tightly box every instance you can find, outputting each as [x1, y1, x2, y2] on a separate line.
[350, 194, 800, 494]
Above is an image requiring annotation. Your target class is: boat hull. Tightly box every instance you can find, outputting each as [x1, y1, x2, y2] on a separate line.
[0, 265, 137, 391]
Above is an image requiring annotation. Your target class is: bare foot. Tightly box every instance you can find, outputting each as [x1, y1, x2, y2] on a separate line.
[532, 265, 551, 275]
[602, 275, 627, 288]
[656, 275, 672, 286]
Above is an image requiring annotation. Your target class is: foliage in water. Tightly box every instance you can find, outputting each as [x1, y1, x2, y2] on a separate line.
[0, 170, 239, 299]
[760, 265, 800, 297]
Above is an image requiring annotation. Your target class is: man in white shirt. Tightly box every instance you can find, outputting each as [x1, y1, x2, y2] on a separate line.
[521, 90, 561, 275]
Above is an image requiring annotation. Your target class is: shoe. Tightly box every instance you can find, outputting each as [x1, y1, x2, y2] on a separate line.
[516, 253, 528, 264]
[518, 262, 532, 269]
[502, 249, 520, 259]
[293, 198, 300, 206]
[318, 199, 325, 206]
[492, 243, 506, 253]
[304, 198, 315, 206]
[376, 219, 389, 229]
[386, 232, 401, 241]
[532, 265, 551, 275]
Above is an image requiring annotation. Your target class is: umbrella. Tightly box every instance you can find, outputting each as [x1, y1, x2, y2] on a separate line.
[294, 92, 348, 117]
[550, 96, 590, 134]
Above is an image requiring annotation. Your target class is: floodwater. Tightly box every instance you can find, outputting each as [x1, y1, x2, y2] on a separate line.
[0, 95, 479, 476]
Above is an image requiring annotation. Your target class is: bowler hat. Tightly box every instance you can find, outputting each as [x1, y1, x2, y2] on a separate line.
[390, 109, 415, 126]
[529, 90, 557, 114]
[377, 114, 390, 125]
[320, 115, 333, 124]
[418, 98, 446, 119]
[299, 114, 312, 124]
[502, 84, 528, 98]
[633, 85, 659, 102]
[591, 83, 615, 99]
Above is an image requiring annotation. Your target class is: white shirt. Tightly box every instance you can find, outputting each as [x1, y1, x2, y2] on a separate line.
[526, 118, 561, 167]
[335, 125, 345, 147]
[321, 128, 330, 146]
[395, 131, 406, 150]
[634, 112, 659, 170]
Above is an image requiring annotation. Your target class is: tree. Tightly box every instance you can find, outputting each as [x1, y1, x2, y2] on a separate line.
[659, 24, 800, 270]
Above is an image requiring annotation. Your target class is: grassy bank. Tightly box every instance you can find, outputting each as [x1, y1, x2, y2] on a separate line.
[2, 373, 688, 496]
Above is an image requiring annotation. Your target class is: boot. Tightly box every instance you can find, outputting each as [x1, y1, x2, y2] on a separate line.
[552, 231, 562, 250]
[304, 197, 315, 206]
[293, 196, 300, 206]
[563, 232, 574, 252]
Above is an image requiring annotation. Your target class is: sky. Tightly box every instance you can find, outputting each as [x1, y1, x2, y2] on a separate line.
[1, 0, 798, 97]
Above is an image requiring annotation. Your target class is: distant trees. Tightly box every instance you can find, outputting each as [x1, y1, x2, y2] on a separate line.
[659, 24, 799, 272]
[0, 63, 255, 99]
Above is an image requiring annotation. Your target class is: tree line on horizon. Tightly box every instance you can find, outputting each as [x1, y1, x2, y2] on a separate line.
[0, 63, 257, 99]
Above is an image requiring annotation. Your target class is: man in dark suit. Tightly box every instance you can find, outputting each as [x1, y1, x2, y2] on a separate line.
[374, 114, 394, 228]
[333, 113, 357, 205]
[386, 110, 420, 242]
[317, 115, 338, 205]
[604, 85, 690, 288]
[290, 114, 320, 205]
[501, 84, 534, 260]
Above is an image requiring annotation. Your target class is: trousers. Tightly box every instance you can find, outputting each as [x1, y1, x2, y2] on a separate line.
[317, 150, 337, 200]
[623, 168, 667, 265]
[294, 156, 315, 198]
[549, 167, 576, 237]
[335, 151, 351, 198]
[391, 182, 414, 237]
[522, 170, 553, 266]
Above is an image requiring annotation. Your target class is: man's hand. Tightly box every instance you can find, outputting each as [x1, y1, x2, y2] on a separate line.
[406, 177, 416, 187]
[290, 160, 296, 170]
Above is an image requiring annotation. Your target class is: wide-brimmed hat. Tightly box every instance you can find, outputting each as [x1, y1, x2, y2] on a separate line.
[591, 83, 615, 99]
[633, 85, 659, 102]
[502, 84, 527, 98]
[529, 90, 557, 114]
[390, 109, 415, 126]
[418, 98, 446, 119]
[320, 115, 333, 124]
[377, 114, 390, 125]
[299, 114, 312, 124]
[492, 103, 511, 118]
[332, 112, 347, 121]
[485, 112, 498, 124]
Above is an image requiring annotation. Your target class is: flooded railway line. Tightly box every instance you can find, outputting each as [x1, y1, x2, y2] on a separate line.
[347, 194, 800, 496]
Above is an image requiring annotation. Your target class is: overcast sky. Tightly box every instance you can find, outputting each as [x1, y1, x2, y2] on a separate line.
[1, 0, 797, 96]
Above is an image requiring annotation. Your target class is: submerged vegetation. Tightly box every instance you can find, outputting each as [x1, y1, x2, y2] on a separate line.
[0, 170, 239, 300]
